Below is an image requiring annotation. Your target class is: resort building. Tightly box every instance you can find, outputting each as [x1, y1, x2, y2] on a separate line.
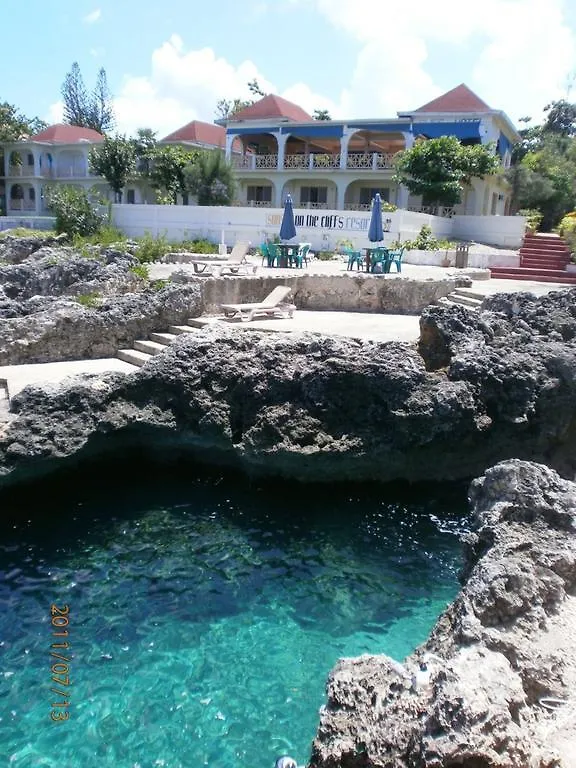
[221, 84, 519, 216]
[0, 84, 519, 218]
[0, 119, 234, 215]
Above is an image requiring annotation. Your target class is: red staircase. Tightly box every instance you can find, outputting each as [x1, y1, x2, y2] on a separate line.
[490, 233, 576, 284]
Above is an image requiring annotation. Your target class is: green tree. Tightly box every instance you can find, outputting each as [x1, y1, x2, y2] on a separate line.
[215, 79, 266, 119]
[313, 109, 331, 121]
[543, 99, 576, 137]
[45, 185, 104, 236]
[132, 127, 157, 173]
[184, 150, 236, 205]
[61, 62, 115, 133]
[146, 145, 199, 203]
[89, 136, 136, 202]
[394, 136, 501, 207]
[0, 101, 47, 142]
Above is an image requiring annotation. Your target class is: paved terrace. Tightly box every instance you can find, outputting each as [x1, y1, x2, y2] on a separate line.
[0, 259, 571, 402]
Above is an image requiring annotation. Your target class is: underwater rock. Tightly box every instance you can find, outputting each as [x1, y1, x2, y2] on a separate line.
[310, 459, 576, 767]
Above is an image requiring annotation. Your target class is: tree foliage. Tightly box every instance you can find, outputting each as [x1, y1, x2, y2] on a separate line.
[89, 136, 136, 201]
[394, 136, 500, 207]
[145, 145, 199, 203]
[45, 185, 104, 236]
[132, 127, 157, 173]
[507, 99, 576, 228]
[61, 62, 115, 133]
[215, 79, 266, 119]
[0, 101, 47, 142]
[313, 109, 331, 121]
[184, 150, 235, 205]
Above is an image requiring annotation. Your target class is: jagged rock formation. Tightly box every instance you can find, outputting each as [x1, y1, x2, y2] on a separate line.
[0, 285, 576, 489]
[0, 231, 68, 263]
[309, 459, 576, 767]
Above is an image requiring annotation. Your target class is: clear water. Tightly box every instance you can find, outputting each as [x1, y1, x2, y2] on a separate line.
[0, 461, 468, 768]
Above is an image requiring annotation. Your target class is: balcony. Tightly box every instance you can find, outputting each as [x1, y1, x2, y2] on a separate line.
[9, 200, 36, 211]
[231, 151, 398, 172]
[6, 166, 96, 179]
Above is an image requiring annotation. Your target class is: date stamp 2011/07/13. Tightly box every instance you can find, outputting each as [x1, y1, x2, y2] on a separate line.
[50, 604, 71, 722]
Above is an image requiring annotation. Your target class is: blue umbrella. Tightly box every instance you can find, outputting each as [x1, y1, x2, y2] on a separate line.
[279, 193, 297, 241]
[368, 192, 384, 243]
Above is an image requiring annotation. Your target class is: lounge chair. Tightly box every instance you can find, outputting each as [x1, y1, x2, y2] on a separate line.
[220, 286, 296, 322]
[193, 241, 257, 276]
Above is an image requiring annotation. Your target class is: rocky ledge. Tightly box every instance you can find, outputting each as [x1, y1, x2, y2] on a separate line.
[0, 287, 575, 489]
[310, 459, 576, 767]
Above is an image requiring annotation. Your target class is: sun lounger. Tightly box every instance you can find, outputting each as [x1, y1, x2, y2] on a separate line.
[192, 241, 256, 277]
[220, 286, 296, 322]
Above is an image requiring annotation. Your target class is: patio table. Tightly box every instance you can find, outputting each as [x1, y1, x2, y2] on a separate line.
[275, 243, 300, 268]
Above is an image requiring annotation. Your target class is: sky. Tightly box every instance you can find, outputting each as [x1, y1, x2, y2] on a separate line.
[4, 0, 576, 139]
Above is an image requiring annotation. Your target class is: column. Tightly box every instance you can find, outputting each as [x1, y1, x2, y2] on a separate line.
[4, 149, 11, 177]
[225, 133, 236, 161]
[277, 133, 288, 170]
[334, 179, 348, 211]
[33, 182, 41, 213]
[402, 132, 415, 150]
[339, 130, 351, 169]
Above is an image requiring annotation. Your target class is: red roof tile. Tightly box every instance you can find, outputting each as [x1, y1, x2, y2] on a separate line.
[414, 84, 491, 113]
[31, 124, 105, 143]
[229, 94, 312, 122]
[162, 120, 226, 146]
[161, 120, 243, 152]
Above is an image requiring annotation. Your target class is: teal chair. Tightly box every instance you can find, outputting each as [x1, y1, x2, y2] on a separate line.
[295, 242, 311, 268]
[370, 247, 390, 272]
[386, 246, 405, 273]
[260, 243, 271, 266]
[345, 248, 364, 270]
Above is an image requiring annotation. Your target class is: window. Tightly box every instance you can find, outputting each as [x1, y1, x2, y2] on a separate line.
[247, 185, 272, 202]
[300, 186, 327, 204]
[181, 192, 189, 206]
[126, 189, 135, 204]
[359, 188, 389, 206]
[27, 153, 34, 166]
[29, 188, 35, 201]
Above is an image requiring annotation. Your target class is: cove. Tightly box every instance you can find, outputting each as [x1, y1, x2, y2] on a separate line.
[0, 458, 468, 768]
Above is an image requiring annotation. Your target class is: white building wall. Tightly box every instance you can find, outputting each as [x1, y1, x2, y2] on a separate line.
[111, 204, 526, 250]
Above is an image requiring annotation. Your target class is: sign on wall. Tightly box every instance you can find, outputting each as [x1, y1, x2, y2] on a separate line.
[265, 212, 392, 232]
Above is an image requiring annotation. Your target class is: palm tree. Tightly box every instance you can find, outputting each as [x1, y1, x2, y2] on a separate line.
[184, 151, 236, 206]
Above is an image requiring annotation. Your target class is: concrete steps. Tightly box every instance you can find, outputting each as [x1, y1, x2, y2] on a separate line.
[492, 232, 576, 283]
[117, 322, 205, 368]
[438, 288, 484, 310]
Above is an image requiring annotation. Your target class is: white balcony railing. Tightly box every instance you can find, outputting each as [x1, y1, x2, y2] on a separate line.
[311, 153, 340, 169]
[344, 203, 372, 211]
[346, 152, 397, 170]
[284, 154, 308, 169]
[8, 200, 36, 211]
[408, 206, 456, 218]
[246, 200, 273, 208]
[299, 201, 329, 209]
[254, 154, 278, 169]
[231, 151, 397, 172]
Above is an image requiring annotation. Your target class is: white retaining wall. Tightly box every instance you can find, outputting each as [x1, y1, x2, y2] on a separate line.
[111, 204, 525, 250]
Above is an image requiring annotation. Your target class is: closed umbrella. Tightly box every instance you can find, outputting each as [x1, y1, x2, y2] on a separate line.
[279, 194, 297, 241]
[368, 192, 384, 243]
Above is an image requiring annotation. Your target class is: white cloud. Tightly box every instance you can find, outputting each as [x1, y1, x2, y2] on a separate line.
[49, 1, 576, 138]
[309, 0, 576, 123]
[84, 8, 101, 24]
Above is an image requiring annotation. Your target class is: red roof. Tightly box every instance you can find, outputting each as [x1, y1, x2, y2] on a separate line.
[414, 84, 491, 113]
[31, 124, 105, 143]
[229, 94, 312, 122]
[161, 120, 236, 149]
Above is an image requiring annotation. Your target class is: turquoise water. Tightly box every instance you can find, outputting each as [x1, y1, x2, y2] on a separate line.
[0, 462, 468, 768]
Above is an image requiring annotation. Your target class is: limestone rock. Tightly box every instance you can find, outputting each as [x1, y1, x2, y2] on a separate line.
[310, 460, 576, 767]
[0, 231, 68, 263]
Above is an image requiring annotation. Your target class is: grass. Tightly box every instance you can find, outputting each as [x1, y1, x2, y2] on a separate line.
[0, 227, 56, 238]
[74, 291, 102, 308]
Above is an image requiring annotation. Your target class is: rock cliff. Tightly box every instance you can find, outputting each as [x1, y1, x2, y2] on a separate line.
[0, 289, 575, 489]
[309, 459, 576, 767]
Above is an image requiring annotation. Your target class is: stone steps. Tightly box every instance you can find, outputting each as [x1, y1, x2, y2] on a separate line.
[116, 320, 216, 368]
[438, 288, 484, 310]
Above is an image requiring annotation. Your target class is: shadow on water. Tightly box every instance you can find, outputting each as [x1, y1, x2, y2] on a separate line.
[0, 453, 471, 768]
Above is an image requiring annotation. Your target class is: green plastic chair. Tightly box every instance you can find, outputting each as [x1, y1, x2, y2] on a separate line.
[386, 246, 405, 273]
[266, 242, 279, 267]
[345, 248, 364, 271]
[295, 243, 311, 268]
[369, 247, 390, 272]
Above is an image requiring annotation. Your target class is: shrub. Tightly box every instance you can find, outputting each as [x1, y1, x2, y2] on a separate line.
[559, 213, 576, 260]
[129, 264, 150, 281]
[74, 291, 101, 308]
[0, 227, 55, 238]
[518, 208, 543, 232]
[180, 238, 218, 254]
[151, 279, 168, 291]
[134, 232, 171, 263]
[73, 225, 127, 249]
[45, 186, 104, 237]
[316, 250, 335, 260]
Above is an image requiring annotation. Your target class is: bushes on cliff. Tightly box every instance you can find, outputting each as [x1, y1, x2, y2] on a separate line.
[45, 185, 105, 238]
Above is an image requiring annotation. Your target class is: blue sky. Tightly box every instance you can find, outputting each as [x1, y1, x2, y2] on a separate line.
[4, 0, 576, 138]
